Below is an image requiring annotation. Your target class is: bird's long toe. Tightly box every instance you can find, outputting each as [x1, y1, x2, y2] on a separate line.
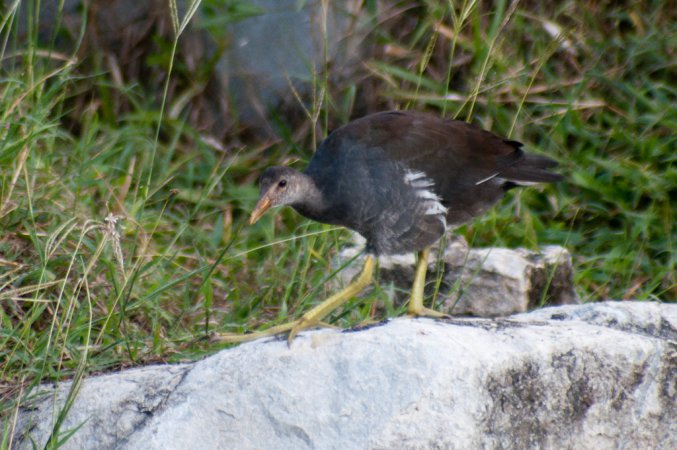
[287, 318, 311, 345]
[407, 304, 449, 319]
[213, 321, 298, 344]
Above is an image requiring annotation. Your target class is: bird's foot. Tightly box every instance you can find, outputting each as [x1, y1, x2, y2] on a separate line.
[285, 307, 346, 344]
[407, 304, 450, 319]
[213, 318, 332, 345]
[286, 316, 315, 345]
[407, 248, 449, 320]
[212, 321, 295, 344]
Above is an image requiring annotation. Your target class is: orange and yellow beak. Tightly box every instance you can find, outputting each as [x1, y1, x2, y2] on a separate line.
[249, 194, 272, 225]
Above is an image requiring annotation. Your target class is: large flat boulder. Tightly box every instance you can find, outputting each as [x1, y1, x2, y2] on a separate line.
[10, 302, 676, 449]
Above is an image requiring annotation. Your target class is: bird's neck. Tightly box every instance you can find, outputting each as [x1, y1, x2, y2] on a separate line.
[292, 175, 330, 223]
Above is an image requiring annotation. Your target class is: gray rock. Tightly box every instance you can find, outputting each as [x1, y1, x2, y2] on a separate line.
[11, 364, 191, 449]
[23, 0, 367, 134]
[338, 236, 579, 318]
[9, 302, 676, 449]
[219, 0, 366, 130]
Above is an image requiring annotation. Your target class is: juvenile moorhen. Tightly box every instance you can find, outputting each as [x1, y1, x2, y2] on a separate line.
[231, 110, 562, 343]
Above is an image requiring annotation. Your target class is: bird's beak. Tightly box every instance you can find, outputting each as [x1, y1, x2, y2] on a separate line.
[249, 194, 272, 225]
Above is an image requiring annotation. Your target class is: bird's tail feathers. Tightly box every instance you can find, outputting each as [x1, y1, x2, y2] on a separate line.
[501, 154, 563, 184]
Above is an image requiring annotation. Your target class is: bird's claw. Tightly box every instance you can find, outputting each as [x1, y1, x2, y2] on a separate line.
[287, 316, 317, 346]
[407, 305, 450, 320]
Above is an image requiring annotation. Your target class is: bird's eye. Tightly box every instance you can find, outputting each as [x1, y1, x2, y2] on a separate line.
[278, 179, 287, 188]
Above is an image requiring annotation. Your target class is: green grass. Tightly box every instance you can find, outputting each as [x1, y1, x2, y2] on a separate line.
[0, 0, 675, 442]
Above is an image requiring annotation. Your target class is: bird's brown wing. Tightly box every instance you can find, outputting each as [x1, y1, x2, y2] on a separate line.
[326, 110, 560, 225]
[333, 110, 524, 185]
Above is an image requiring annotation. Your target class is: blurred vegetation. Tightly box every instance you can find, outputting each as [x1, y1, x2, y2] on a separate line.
[0, 0, 675, 427]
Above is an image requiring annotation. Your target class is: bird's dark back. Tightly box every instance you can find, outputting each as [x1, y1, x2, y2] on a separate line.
[301, 111, 561, 253]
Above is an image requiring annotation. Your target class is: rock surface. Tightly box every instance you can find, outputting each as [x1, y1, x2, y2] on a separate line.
[339, 236, 579, 317]
[10, 302, 676, 449]
[220, 0, 366, 130]
[26, 0, 368, 135]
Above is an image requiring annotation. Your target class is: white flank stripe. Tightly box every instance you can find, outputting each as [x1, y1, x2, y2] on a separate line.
[405, 171, 434, 188]
[412, 179, 434, 188]
[475, 172, 500, 185]
[404, 171, 426, 182]
[426, 202, 448, 215]
[417, 190, 440, 200]
[404, 169, 448, 217]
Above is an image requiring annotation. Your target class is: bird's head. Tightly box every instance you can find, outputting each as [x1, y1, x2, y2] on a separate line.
[249, 166, 307, 224]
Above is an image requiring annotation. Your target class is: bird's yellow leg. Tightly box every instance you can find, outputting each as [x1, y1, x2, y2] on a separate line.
[408, 247, 446, 318]
[215, 255, 375, 345]
[287, 254, 375, 343]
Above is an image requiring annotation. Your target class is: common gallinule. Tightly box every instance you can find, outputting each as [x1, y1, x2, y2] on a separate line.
[231, 110, 562, 343]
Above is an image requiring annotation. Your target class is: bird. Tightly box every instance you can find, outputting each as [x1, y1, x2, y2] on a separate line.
[224, 110, 562, 344]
